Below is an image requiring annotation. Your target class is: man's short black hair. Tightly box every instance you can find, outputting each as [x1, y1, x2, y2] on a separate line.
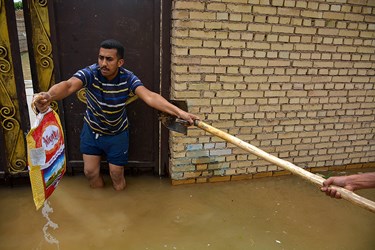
[100, 39, 125, 59]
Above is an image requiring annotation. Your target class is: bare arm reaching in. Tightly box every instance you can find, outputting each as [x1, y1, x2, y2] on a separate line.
[321, 172, 375, 199]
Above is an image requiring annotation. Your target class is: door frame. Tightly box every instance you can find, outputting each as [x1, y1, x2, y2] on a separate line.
[160, 0, 172, 176]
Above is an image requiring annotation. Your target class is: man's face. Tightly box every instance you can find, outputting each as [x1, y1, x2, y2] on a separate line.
[98, 48, 124, 80]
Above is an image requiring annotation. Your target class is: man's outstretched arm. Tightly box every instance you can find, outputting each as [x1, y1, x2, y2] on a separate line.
[135, 86, 199, 124]
[32, 77, 83, 112]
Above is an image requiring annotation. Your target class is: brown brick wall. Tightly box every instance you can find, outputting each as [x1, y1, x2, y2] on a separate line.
[169, 0, 375, 183]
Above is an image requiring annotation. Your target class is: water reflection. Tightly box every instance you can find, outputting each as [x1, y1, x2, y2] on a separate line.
[1, 173, 375, 250]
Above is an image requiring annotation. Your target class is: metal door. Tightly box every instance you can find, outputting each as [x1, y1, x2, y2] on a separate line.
[0, 0, 30, 178]
[23, 0, 170, 175]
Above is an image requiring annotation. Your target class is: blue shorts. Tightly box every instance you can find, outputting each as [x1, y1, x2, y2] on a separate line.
[80, 122, 129, 166]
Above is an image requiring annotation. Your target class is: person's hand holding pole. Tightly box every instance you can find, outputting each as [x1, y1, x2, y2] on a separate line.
[321, 173, 375, 199]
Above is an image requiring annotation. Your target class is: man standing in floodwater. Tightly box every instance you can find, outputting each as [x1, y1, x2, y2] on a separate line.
[32, 39, 198, 191]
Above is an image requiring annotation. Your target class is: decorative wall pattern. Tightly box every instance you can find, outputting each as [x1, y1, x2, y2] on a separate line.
[0, 0, 27, 173]
[29, 0, 54, 90]
[28, 0, 59, 112]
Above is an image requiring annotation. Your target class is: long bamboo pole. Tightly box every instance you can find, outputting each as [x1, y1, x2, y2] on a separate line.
[195, 120, 375, 213]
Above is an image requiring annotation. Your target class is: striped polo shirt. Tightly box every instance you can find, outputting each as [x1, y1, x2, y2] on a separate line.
[73, 63, 143, 135]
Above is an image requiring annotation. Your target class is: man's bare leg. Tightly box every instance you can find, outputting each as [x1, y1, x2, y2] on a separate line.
[83, 154, 104, 188]
[109, 163, 126, 191]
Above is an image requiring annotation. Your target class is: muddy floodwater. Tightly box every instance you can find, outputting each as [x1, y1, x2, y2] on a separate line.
[1, 171, 375, 250]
